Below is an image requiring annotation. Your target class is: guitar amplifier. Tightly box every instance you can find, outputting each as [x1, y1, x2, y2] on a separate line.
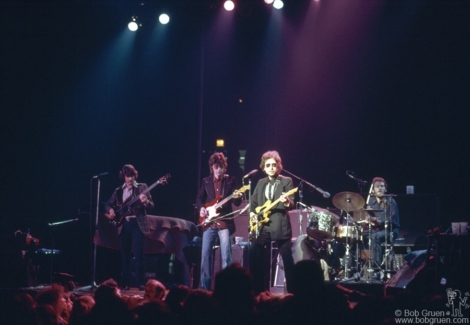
[232, 200, 250, 240]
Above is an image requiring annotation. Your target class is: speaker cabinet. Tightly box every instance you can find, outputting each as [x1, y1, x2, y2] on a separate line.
[211, 244, 249, 289]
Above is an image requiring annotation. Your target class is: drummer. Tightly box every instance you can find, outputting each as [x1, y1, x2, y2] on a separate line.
[363, 177, 400, 267]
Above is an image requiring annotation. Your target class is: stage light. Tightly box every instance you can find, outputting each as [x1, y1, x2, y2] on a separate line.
[159, 13, 170, 25]
[264, 0, 274, 4]
[273, 0, 284, 9]
[216, 139, 225, 147]
[224, 0, 235, 11]
[128, 16, 139, 31]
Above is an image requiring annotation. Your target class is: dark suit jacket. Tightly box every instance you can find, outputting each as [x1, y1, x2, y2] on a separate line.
[196, 175, 241, 235]
[250, 175, 295, 240]
[105, 183, 154, 235]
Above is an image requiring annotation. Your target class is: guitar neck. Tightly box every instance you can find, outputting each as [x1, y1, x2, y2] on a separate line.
[213, 193, 235, 210]
[122, 180, 161, 208]
[259, 187, 298, 215]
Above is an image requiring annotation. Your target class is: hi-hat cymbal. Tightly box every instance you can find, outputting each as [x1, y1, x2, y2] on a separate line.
[307, 228, 333, 240]
[353, 208, 383, 221]
[332, 192, 365, 212]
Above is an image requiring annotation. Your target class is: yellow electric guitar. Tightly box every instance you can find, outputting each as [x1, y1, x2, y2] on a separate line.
[249, 187, 298, 233]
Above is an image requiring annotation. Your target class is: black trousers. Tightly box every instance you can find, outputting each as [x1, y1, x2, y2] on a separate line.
[119, 219, 144, 287]
[250, 229, 295, 293]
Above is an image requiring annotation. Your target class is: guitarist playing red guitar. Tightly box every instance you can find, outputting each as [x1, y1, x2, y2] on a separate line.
[196, 152, 243, 290]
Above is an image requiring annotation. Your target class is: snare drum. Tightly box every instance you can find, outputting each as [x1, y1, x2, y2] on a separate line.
[335, 225, 362, 242]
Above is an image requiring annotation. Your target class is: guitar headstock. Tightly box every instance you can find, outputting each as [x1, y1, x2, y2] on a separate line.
[159, 174, 171, 185]
[287, 187, 299, 195]
[238, 185, 250, 193]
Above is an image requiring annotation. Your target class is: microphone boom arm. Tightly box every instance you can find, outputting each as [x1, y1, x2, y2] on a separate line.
[282, 169, 330, 198]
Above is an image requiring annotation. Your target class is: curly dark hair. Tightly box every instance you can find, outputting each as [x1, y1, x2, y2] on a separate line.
[119, 164, 138, 180]
[259, 150, 283, 173]
[208, 152, 227, 174]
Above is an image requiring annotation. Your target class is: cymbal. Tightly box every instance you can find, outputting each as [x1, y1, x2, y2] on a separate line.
[307, 228, 333, 240]
[332, 192, 365, 212]
[363, 208, 382, 212]
[353, 208, 383, 221]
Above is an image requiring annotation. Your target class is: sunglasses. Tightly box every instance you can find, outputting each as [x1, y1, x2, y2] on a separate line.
[265, 163, 277, 168]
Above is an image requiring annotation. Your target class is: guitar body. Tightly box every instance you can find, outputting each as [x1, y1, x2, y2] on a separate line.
[249, 187, 298, 233]
[198, 185, 250, 228]
[198, 195, 222, 226]
[255, 200, 272, 215]
[110, 200, 135, 227]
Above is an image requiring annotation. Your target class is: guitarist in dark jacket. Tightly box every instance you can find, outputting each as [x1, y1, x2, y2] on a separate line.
[250, 150, 295, 293]
[105, 164, 154, 290]
[196, 152, 242, 290]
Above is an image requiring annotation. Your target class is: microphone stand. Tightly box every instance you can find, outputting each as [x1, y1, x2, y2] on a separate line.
[244, 176, 255, 276]
[244, 177, 257, 239]
[78, 175, 102, 292]
[282, 169, 330, 198]
[297, 181, 304, 236]
[347, 172, 367, 197]
[91, 177, 101, 288]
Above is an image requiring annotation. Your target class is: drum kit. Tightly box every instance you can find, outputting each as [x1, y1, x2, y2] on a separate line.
[299, 191, 384, 283]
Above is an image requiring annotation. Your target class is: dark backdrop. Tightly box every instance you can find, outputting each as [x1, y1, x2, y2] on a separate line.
[1, 0, 469, 284]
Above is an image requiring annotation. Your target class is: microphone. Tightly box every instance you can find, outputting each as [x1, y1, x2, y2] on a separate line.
[92, 172, 109, 179]
[346, 170, 355, 180]
[323, 191, 331, 199]
[243, 169, 258, 179]
[346, 171, 367, 186]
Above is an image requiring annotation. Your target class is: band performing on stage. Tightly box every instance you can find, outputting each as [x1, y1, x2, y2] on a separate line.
[97, 151, 408, 292]
[4, 151, 469, 325]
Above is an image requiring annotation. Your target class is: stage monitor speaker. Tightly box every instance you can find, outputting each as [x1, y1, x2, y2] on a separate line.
[211, 245, 249, 289]
[386, 250, 428, 294]
[270, 242, 285, 293]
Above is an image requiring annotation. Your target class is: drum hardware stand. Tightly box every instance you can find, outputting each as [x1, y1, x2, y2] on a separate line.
[360, 219, 382, 283]
[340, 211, 360, 282]
[380, 199, 399, 281]
[358, 184, 382, 283]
